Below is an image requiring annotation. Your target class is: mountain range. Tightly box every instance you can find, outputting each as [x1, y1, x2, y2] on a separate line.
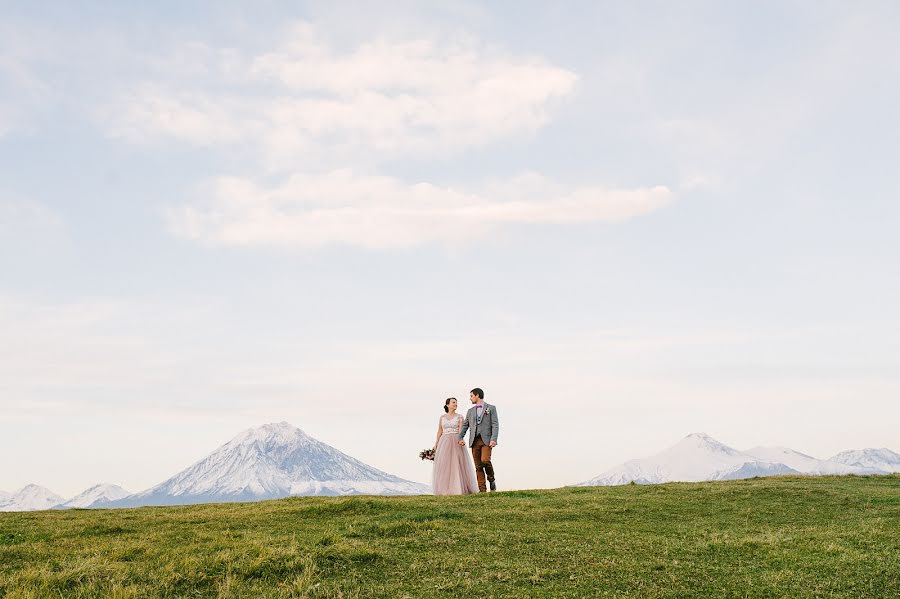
[579, 433, 899, 486]
[53, 484, 132, 509]
[3, 426, 897, 511]
[828, 448, 900, 473]
[0, 422, 428, 512]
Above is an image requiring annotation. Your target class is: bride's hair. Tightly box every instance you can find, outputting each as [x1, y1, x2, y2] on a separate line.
[444, 397, 456, 413]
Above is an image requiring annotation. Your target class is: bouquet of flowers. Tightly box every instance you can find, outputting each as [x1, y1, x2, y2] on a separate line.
[419, 448, 435, 461]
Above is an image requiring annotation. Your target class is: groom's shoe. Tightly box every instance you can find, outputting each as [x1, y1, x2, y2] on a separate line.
[489, 480, 497, 492]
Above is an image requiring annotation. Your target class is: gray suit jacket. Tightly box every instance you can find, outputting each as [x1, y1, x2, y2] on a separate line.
[458, 402, 499, 447]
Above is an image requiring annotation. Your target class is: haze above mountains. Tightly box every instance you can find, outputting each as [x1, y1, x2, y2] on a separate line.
[2, 424, 898, 511]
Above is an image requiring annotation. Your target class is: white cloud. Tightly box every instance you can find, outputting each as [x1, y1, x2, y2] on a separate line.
[106, 21, 578, 167]
[108, 84, 252, 147]
[100, 20, 671, 250]
[167, 171, 673, 249]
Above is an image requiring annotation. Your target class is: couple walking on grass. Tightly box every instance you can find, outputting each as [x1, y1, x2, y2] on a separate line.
[431, 388, 499, 495]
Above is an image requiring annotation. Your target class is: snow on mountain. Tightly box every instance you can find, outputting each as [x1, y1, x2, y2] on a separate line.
[710, 461, 801, 480]
[109, 422, 429, 507]
[829, 448, 900, 473]
[743, 446, 881, 475]
[0, 484, 65, 512]
[54, 484, 132, 509]
[579, 433, 801, 486]
[0, 490, 9, 502]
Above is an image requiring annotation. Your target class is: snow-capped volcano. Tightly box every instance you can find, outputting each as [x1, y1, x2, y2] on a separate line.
[109, 422, 428, 507]
[54, 484, 132, 509]
[0, 484, 65, 512]
[742, 446, 881, 475]
[579, 433, 801, 486]
[829, 448, 900, 473]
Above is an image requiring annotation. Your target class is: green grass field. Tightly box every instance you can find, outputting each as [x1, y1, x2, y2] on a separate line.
[0, 475, 897, 598]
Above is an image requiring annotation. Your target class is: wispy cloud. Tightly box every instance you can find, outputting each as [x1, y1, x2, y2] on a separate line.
[96, 20, 672, 249]
[106, 22, 578, 167]
[168, 171, 672, 249]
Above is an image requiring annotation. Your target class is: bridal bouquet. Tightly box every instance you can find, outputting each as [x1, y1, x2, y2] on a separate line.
[419, 448, 435, 461]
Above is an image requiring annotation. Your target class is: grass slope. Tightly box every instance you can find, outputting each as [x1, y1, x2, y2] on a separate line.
[0, 476, 897, 598]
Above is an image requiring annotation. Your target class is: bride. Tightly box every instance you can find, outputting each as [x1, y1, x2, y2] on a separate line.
[432, 397, 479, 495]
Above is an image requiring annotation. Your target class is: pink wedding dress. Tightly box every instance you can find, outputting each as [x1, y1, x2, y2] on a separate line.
[432, 414, 479, 495]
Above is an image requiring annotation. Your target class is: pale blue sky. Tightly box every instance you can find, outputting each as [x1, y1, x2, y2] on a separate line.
[1, 1, 898, 497]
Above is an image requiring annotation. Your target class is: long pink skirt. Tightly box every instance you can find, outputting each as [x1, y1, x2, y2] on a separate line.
[432, 434, 479, 495]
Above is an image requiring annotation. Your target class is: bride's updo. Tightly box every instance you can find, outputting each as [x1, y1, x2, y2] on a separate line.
[444, 397, 456, 413]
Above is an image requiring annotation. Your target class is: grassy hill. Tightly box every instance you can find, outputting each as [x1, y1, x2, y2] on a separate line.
[1, 475, 897, 598]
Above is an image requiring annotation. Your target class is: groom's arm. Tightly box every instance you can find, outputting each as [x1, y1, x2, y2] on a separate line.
[490, 406, 499, 446]
[458, 414, 470, 440]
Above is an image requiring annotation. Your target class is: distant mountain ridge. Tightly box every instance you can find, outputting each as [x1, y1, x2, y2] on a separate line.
[54, 484, 132, 509]
[579, 433, 895, 487]
[0, 484, 65, 512]
[742, 446, 883, 476]
[829, 448, 900, 473]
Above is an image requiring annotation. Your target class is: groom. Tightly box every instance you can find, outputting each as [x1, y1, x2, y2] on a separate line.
[458, 388, 499, 492]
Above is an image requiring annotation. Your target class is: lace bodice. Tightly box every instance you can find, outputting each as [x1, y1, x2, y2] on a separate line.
[441, 414, 463, 435]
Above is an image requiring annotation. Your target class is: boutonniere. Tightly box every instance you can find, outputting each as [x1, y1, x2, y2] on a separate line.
[484, 408, 491, 415]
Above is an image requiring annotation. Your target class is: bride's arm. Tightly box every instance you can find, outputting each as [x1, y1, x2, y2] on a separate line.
[434, 418, 443, 450]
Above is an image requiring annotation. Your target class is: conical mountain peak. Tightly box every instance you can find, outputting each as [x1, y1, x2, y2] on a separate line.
[254, 421, 302, 434]
[20, 483, 49, 492]
[107, 422, 428, 507]
[677, 433, 740, 455]
[0, 484, 65, 512]
[237, 421, 305, 440]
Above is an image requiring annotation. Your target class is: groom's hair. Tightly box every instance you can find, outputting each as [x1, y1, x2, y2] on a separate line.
[470, 388, 484, 399]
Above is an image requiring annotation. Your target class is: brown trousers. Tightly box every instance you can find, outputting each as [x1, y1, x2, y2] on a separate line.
[471, 436, 495, 492]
